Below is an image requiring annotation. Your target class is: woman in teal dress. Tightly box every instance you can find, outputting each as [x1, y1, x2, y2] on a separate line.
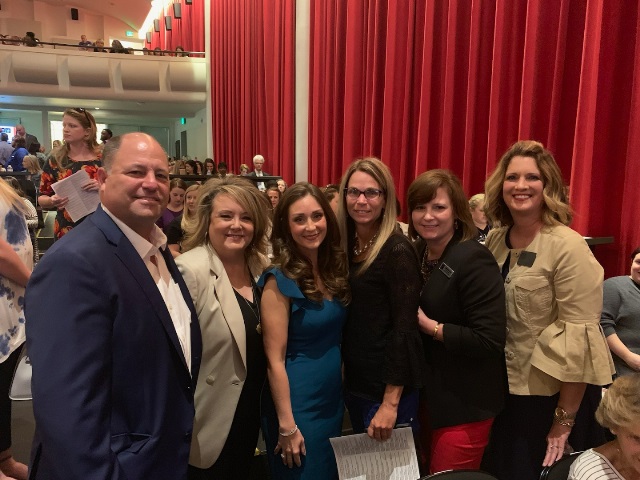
[259, 182, 350, 479]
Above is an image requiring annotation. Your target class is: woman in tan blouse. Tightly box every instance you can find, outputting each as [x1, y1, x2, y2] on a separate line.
[483, 140, 614, 480]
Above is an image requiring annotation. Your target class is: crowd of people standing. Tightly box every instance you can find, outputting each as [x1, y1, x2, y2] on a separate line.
[0, 109, 635, 480]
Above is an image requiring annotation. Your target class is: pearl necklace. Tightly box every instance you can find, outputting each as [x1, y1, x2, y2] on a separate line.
[353, 231, 379, 256]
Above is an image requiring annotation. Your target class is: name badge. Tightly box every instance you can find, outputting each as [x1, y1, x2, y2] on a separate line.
[517, 251, 537, 267]
[439, 262, 454, 278]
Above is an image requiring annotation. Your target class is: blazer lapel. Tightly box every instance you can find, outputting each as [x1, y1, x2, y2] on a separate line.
[207, 247, 247, 370]
[92, 207, 191, 375]
[161, 246, 202, 384]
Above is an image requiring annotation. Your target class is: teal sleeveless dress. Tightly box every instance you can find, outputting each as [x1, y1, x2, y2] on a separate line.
[258, 267, 346, 479]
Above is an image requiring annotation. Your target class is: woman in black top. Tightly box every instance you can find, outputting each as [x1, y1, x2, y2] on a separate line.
[408, 170, 506, 474]
[338, 157, 425, 442]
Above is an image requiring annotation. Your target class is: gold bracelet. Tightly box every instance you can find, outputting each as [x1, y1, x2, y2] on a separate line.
[553, 407, 576, 427]
[279, 425, 298, 437]
[433, 323, 440, 338]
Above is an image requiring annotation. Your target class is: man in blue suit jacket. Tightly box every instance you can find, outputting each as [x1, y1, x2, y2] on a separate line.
[25, 133, 202, 480]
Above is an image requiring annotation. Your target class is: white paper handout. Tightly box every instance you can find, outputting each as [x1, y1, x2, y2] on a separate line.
[51, 169, 100, 222]
[330, 427, 420, 480]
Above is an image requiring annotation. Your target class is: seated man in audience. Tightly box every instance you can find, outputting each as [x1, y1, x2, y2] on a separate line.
[78, 35, 93, 51]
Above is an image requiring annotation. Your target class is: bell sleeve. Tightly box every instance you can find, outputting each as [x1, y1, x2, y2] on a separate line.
[530, 235, 615, 386]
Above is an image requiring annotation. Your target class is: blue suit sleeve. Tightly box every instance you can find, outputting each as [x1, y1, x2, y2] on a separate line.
[26, 252, 128, 480]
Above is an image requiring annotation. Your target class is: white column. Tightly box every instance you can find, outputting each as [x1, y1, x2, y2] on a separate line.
[294, 0, 310, 182]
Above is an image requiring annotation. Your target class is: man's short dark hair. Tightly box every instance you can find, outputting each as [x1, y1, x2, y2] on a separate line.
[0, 133, 7, 142]
[102, 129, 113, 138]
[28, 143, 41, 155]
[101, 135, 124, 172]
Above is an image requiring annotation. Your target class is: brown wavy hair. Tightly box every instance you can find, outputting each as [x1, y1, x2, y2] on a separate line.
[407, 169, 477, 242]
[484, 140, 572, 227]
[271, 182, 350, 304]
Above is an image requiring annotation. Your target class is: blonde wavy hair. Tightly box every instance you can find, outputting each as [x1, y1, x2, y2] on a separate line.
[180, 184, 201, 232]
[595, 374, 640, 432]
[181, 177, 269, 273]
[337, 157, 398, 275]
[484, 140, 572, 227]
[0, 178, 29, 215]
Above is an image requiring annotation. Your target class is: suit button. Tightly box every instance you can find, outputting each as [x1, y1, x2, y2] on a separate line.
[206, 376, 214, 385]
[232, 380, 240, 386]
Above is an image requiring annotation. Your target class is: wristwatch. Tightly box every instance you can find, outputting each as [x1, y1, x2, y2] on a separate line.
[554, 407, 576, 427]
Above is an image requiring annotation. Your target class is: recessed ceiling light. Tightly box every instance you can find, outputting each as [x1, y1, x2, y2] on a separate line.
[95, 107, 100, 110]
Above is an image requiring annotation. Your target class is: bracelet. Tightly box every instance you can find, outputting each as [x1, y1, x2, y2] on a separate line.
[553, 407, 576, 427]
[279, 425, 298, 437]
[432, 323, 440, 338]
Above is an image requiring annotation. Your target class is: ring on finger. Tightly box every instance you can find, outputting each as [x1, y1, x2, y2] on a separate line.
[281, 453, 286, 459]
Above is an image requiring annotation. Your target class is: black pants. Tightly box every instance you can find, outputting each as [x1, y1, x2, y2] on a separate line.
[0, 344, 23, 452]
[483, 386, 607, 480]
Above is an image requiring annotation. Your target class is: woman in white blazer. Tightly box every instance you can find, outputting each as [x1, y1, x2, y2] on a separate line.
[176, 177, 270, 479]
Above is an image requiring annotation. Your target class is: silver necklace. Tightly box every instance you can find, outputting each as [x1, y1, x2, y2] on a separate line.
[353, 230, 379, 256]
[234, 283, 262, 335]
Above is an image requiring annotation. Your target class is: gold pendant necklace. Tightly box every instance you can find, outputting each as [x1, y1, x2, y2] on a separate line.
[234, 283, 262, 335]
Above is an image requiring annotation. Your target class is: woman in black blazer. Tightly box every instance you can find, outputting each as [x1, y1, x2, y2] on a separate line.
[407, 169, 506, 474]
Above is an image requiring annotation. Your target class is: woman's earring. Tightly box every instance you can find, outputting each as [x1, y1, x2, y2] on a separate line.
[454, 219, 459, 229]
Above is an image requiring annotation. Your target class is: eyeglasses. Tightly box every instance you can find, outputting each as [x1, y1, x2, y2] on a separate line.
[73, 107, 91, 123]
[344, 187, 385, 200]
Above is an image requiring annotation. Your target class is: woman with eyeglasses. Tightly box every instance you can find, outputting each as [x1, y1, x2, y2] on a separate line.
[338, 158, 425, 442]
[38, 108, 101, 239]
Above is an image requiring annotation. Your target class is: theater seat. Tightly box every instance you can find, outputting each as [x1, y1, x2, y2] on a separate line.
[539, 452, 584, 480]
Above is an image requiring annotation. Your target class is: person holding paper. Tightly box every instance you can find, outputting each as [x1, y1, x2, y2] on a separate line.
[338, 158, 424, 442]
[38, 108, 101, 239]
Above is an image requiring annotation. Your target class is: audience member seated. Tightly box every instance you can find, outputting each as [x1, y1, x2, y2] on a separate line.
[322, 184, 340, 215]
[4, 176, 37, 230]
[568, 374, 640, 480]
[7, 136, 28, 172]
[239, 163, 249, 175]
[154, 47, 164, 56]
[265, 183, 281, 210]
[277, 179, 287, 193]
[93, 39, 108, 53]
[175, 45, 189, 57]
[217, 162, 230, 178]
[157, 178, 187, 232]
[78, 34, 92, 51]
[21, 155, 41, 199]
[110, 39, 129, 54]
[0, 133, 12, 167]
[22, 31, 38, 47]
[601, 246, 640, 378]
[483, 140, 614, 480]
[167, 184, 200, 257]
[469, 193, 490, 244]
[204, 158, 217, 176]
[176, 177, 269, 479]
[408, 170, 506, 474]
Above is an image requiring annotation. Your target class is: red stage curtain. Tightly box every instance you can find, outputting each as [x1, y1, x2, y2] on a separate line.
[209, 0, 295, 182]
[307, 0, 640, 276]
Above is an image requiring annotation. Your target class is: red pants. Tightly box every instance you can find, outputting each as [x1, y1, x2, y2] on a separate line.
[430, 417, 494, 474]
